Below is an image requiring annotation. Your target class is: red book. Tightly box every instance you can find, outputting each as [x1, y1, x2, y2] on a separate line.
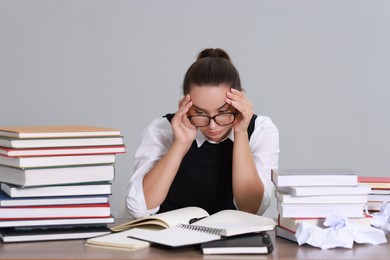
[358, 176, 390, 189]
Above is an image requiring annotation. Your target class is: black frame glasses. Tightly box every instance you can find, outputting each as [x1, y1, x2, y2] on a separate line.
[187, 112, 237, 127]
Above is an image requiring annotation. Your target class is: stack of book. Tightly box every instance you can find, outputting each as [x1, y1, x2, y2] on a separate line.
[0, 125, 125, 242]
[271, 169, 372, 243]
[358, 176, 390, 212]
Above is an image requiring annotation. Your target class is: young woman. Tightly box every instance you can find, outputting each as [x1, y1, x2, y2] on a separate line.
[126, 48, 279, 218]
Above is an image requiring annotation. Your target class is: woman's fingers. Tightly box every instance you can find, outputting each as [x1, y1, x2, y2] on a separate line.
[226, 89, 253, 116]
[177, 95, 193, 116]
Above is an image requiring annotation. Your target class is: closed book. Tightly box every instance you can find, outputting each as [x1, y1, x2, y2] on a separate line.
[368, 194, 390, 201]
[1, 182, 112, 198]
[368, 189, 390, 195]
[275, 226, 297, 243]
[0, 190, 109, 207]
[0, 203, 111, 219]
[0, 125, 121, 139]
[367, 201, 386, 211]
[272, 169, 358, 187]
[0, 153, 116, 168]
[0, 145, 126, 157]
[0, 225, 111, 243]
[0, 136, 124, 149]
[86, 229, 150, 251]
[358, 176, 390, 189]
[0, 216, 115, 228]
[277, 201, 365, 218]
[278, 215, 372, 232]
[275, 190, 368, 204]
[277, 185, 371, 196]
[201, 232, 273, 255]
[0, 164, 114, 187]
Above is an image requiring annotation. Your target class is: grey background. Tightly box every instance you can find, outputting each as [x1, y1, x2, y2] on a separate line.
[1, 0, 389, 218]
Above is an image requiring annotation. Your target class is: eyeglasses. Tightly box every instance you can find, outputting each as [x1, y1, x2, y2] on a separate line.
[187, 112, 236, 127]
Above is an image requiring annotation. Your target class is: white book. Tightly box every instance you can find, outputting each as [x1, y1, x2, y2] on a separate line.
[272, 169, 358, 187]
[0, 190, 109, 207]
[0, 145, 126, 157]
[275, 190, 368, 204]
[275, 226, 297, 243]
[367, 194, 390, 201]
[0, 153, 116, 168]
[367, 201, 386, 211]
[1, 182, 112, 197]
[277, 201, 365, 218]
[278, 215, 372, 232]
[369, 189, 390, 195]
[0, 136, 124, 149]
[0, 203, 111, 219]
[277, 185, 371, 196]
[0, 164, 114, 187]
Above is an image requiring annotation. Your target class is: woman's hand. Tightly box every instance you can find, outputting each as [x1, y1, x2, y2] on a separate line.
[226, 88, 254, 134]
[171, 95, 197, 147]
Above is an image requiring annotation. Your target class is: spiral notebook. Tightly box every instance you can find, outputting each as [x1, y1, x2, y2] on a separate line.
[127, 209, 276, 247]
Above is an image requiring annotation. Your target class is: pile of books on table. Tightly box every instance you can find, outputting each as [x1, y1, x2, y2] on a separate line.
[0, 125, 125, 242]
[271, 169, 372, 242]
[358, 176, 390, 213]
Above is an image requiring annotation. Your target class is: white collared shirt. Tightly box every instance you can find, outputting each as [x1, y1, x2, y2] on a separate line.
[126, 115, 279, 219]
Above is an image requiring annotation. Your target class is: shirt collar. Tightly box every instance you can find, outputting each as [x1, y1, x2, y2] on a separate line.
[195, 128, 234, 147]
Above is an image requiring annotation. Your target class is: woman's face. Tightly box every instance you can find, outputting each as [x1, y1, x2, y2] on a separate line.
[188, 84, 234, 142]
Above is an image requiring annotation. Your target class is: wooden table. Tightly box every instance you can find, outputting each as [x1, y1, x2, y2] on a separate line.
[1, 229, 389, 260]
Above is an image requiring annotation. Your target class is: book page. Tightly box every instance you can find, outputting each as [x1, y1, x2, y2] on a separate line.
[111, 206, 209, 232]
[195, 210, 276, 236]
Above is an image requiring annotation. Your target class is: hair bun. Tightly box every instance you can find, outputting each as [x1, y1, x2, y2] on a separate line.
[197, 48, 231, 61]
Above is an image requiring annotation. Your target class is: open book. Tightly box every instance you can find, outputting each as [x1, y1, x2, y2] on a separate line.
[86, 207, 209, 251]
[111, 206, 209, 232]
[117, 207, 276, 247]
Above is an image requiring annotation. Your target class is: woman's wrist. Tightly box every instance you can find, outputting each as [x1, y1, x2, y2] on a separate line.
[171, 140, 192, 156]
[233, 129, 249, 141]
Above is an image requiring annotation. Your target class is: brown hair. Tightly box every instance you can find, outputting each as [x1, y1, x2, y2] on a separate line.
[182, 48, 242, 95]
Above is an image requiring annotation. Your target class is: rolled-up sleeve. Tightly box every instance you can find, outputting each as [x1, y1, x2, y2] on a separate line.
[126, 117, 173, 218]
[250, 116, 280, 215]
